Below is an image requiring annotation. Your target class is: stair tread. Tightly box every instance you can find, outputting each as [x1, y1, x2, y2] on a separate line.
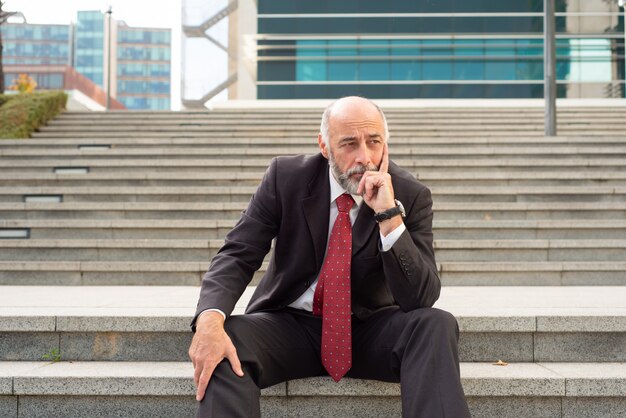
[1, 361, 625, 397]
[0, 286, 624, 332]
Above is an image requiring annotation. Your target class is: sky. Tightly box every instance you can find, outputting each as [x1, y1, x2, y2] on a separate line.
[4, 0, 183, 109]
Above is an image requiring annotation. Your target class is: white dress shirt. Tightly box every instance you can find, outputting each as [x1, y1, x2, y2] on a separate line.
[200, 166, 406, 320]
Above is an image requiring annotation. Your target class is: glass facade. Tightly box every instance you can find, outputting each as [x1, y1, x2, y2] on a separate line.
[117, 96, 170, 110]
[74, 11, 105, 87]
[2, 12, 172, 110]
[256, 0, 625, 99]
[116, 27, 172, 110]
[0, 23, 71, 66]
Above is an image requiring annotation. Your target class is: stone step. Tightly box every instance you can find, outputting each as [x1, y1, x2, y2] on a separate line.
[38, 121, 626, 131]
[29, 130, 626, 138]
[47, 111, 626, 118]
[3, 158, 626, 173]
[5, 145, 626, 158]
[1, 361, 624, 418]
[439, 261, 626, 286]
[0, 185, 624, 203]
[0, 261, 624, 286]
[0, 286, 624, 362]
[50, 108, 626, 115]
[0, 238, 625, 263]
[56, 106, 626, 113]
[0, 201, 624, 220]
[0, 171, 626, 189]
[46, 115, 618, 122]
[0, 260, 268, 286]
[3, 219, 626, 240]
[3, 136, 626, 148]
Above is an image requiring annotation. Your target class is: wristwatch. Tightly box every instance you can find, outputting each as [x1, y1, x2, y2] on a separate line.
[374, 199, 406, 223]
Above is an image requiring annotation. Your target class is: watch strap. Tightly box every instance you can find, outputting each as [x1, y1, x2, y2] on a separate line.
[374, 205, 402, 222]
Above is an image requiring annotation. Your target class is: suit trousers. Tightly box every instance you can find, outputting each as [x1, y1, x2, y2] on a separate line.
[195, 306, 471, 418]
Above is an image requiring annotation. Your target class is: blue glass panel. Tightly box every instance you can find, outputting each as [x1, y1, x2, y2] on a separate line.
[328, 62, 358, 81]
[516, 60, 543, 80]
[423, 61, 452, 80]
[485, 60, 516, 80]
[391, 60, 420, 80]
[296, 40, 327, 81]
[453, 39, 484, 80]
[390, 39, 420, 57]
[328, 40, 357, 81]
[359, 40, 389, 80]
[454, 61, 484, 80]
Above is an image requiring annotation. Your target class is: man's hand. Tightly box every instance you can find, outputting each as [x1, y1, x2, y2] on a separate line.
[357, 142, 403, 236]
[188, 311, 244, 401]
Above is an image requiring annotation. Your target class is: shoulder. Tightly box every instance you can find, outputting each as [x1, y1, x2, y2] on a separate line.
[268, 154, 328, 187]
[271, 153, 327, 173]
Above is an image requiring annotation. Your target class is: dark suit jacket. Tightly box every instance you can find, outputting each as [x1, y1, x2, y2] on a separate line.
[192, 153, 440, 330]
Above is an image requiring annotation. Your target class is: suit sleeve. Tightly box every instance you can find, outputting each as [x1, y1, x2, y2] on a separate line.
[191, 158, 280, 330]
[380, 185, 441, 310]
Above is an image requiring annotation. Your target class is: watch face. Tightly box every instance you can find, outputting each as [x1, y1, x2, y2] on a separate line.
[394, 199, 406, 218]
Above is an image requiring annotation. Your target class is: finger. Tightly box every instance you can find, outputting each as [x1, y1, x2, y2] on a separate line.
[226, 348, 244, 377]
[379, 141, 389, 173]
[357, 171, 374, 197]
[193, 357, 203, 387]
[357, 172, 367, 195]
[196, 362, 217, 401]
[364, 177, 377, 201]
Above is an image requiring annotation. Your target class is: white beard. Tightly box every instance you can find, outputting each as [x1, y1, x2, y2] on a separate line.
[328, 151, 378, 195]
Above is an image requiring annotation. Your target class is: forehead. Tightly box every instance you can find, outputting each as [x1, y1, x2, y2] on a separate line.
[328, 102, 384, 135]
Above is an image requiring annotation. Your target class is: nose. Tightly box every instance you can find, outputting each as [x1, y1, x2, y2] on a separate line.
[354, 141, 371, 166]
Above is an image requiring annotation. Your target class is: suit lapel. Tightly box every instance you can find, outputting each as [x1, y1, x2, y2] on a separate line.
[352, 203, 377, 256]
[302, 161, 331, 271]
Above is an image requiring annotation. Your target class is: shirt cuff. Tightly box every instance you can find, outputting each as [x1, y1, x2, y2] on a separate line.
[379, 222, 406, 252]
[198, 308, 226, 321]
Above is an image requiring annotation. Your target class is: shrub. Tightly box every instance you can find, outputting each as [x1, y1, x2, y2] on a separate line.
[0, 91, 67, 139]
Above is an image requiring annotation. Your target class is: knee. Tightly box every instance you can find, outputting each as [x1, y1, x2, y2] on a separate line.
[411, 308, 459, 340]
[223, 315, 254, 348]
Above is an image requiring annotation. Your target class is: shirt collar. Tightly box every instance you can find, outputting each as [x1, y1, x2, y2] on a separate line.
[328, 166, 363, 208]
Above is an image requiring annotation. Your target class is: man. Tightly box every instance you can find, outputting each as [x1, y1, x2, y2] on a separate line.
[189, 96, 471, 417]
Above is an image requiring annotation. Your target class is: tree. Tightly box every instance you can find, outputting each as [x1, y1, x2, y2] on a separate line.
[0, 1, 19, 93]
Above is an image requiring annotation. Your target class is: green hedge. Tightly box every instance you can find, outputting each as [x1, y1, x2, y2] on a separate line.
[0, 91, 68, 139]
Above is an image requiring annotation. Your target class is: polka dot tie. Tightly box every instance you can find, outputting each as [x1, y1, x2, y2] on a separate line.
[313, 193, 354, 382]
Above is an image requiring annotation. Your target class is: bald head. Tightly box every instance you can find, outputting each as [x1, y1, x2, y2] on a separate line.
[319, 96, 389, 147]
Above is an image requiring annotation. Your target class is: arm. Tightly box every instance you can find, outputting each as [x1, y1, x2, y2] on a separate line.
[192, 157, 280, 327]
[189, 157, 280, 400]
[358, 143, 440, 311]
[379, 186, 440, 310]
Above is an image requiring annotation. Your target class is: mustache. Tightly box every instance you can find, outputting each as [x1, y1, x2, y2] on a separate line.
[344, 164, 378, 177]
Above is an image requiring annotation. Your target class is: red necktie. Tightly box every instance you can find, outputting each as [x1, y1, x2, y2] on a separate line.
[313, 193, 354, 382]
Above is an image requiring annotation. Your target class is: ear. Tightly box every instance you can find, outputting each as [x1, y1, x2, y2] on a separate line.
[318, 134, 329, 159]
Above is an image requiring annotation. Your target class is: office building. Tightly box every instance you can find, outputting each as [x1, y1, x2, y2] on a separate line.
[116, 23, 171, 110]
[1, 22, 71, 89]
[182, 0, 625, 102]
[2, 11, 171, 110]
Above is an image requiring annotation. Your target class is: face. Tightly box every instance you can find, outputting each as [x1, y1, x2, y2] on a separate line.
[319, 99, 386, 194]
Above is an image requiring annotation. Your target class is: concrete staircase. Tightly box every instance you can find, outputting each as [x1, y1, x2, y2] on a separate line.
[1, 105, 626, 417]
